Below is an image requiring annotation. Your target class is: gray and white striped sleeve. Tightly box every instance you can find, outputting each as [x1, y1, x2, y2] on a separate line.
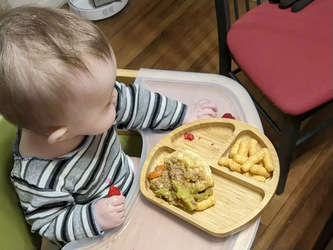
[10, 176, 102, 246]
[115, 82, 187, 131]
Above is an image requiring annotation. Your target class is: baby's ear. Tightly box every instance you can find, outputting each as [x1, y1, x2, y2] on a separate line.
[48, 127, 69, 144]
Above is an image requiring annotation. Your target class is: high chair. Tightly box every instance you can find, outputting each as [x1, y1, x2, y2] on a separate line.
[63, 68, 265, 250]
[0, 116, 41, 249]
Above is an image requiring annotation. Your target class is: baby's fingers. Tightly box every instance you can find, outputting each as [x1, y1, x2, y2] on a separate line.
[114, 211, 125, 226]
[107, 195, 125, 206]
[118, 211, 125, 219]
[200, 102, 218, 112]
[200, 108, 217, 118]
[195, 100, 210, 107]
[200, 115, 215, 120]
[114, 203, 125, 212]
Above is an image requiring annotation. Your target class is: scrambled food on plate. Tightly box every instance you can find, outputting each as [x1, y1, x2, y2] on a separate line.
[218, 138, 275, 182]
[148, 150, 216, 211]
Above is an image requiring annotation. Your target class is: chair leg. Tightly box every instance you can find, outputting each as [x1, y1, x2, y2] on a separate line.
[214, 0, 231, 76]
[312, 211, 333, 250]
[276, 115, 301, 195]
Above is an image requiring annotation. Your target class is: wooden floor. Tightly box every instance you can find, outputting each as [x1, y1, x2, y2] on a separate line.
[70, 0, 333, 249]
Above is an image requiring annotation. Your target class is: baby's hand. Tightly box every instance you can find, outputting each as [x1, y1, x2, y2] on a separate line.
[183, 100, 218, 124]
[94, 195, 126, 231]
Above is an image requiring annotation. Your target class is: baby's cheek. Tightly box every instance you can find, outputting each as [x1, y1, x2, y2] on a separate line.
[109, 106, 116, 124]
[93, 110, 116, 135]
[103, 113, 115, 131]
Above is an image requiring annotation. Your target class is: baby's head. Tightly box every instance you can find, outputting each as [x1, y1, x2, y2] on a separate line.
[0, 7, 118, 143]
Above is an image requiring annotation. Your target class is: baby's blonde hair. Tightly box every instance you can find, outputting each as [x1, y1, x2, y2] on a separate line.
[0, 6, 113, 134]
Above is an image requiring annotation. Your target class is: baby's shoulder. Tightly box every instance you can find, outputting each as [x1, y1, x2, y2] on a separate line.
[11, 158, 60, 188]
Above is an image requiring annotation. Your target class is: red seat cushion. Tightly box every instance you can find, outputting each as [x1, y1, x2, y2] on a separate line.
[227, 0, 332, 115]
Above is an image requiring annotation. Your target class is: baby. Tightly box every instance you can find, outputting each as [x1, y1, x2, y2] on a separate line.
[0, 7, 217, 247]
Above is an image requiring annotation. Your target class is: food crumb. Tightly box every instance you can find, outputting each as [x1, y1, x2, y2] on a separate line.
[184, 132, 194, 141]
[211, 143, 214, 146]
[198, 137, 202, 140]
[222, 113, 236, 119]
[111, 236, 119, 243]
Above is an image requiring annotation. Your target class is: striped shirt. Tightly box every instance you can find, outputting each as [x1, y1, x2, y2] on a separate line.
[11, 82, 187, 246]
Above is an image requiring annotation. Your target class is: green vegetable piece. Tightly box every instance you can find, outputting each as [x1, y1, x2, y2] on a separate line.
[172, 181, 197, 211]
[155, 189, 174, 202]
[193, 188, 213, 202]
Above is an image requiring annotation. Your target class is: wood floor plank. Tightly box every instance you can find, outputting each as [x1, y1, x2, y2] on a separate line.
[260, 125, 333, 227]
[325, 238, 333, 250]
[253, 136, 333, 250]
[114, 0, 181, 58]
[118, 0, 197, 67]
[199, 46, 219, 73]
[272, 223, 304, 250]
[272, 166, 333, 250]
[96, 0, 154, 39]
[125, 0, 213, 70]
[176, 28, 217, 71]
[152, 3, 216, 70]
[252, 223, 267, 247]
[291, 167, 332, 231]
[294, 180, 333, 250]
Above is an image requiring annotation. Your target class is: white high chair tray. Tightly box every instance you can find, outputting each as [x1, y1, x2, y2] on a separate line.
[63, 69, 264, 250]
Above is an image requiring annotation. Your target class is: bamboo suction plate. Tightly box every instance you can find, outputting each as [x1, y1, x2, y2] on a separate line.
[140, 118, 279, 237]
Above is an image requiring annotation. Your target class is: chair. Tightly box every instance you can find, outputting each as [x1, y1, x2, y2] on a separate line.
[0, 117, 42, 250]
[214, 0, 333, 194]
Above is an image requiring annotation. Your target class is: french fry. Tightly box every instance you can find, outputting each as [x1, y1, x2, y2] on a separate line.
[219, 157, 242, 173]
[251, 175, 266, 183]
[229, 138, 243, 159]
[238, 140, 250, 157]
[262, 148, 275, 172]
[241, 150, 266, 172]
[250, 164, 270, 178]
[233, 154, 248, 164]
[243, 172, 266, 182]
[230, 161, 242, 173]
[218, 157, 233, 167]
[249, 139, 258, 156]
